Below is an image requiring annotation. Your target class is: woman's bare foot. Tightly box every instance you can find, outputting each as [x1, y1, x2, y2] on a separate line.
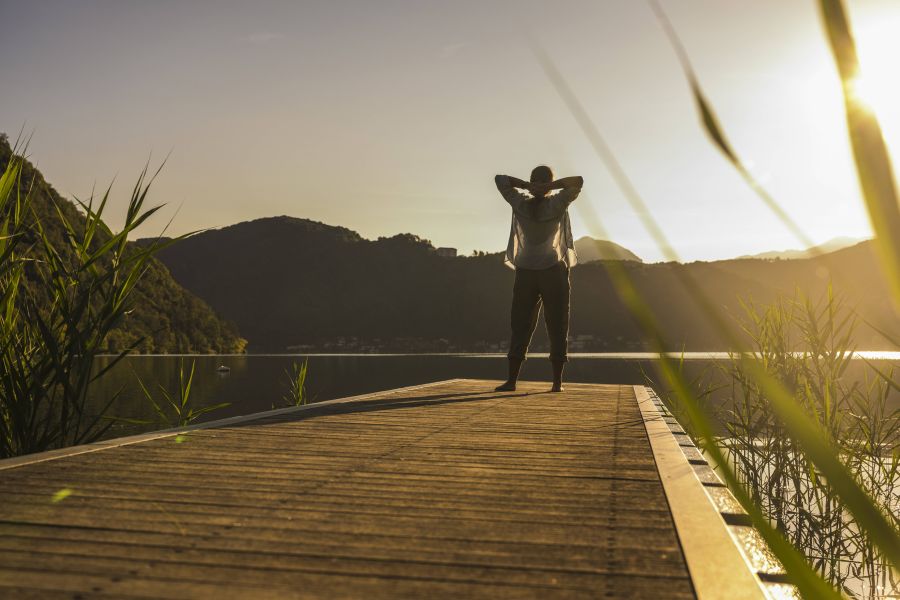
[495, 381, 517, 392]
[550, 361, 565, 394]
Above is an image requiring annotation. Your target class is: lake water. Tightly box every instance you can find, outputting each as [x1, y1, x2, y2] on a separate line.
[94, 352, 900, 439]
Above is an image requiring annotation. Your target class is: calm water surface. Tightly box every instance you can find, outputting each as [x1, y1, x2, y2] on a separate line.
[93, 352, 900, 439]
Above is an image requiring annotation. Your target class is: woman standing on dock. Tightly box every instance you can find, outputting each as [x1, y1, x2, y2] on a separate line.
[493, 165, 583, 393]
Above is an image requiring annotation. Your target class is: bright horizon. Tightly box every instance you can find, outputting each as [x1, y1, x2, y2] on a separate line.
[3, 0, 898, 262]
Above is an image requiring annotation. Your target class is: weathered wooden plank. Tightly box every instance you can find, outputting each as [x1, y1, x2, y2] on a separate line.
[0, 506, 680, 548]
[0, 565, 693, 600]
[0, 523, 685, 571]
[0, 539, 689, 589]
[16, 450, 661, 476]
[3, 470, 666, 504]
[0, 492, 677, 532]
[0, 486, 674, 526]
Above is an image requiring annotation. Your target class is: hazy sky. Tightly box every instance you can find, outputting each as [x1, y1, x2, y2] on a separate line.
[3, 0, 898, 262]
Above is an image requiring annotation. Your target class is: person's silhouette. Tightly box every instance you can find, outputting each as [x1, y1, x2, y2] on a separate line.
[493, 166, 583, 392]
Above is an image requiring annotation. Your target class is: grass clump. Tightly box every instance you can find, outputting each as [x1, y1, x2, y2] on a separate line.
[0, 144, 189, 458]
[722, 290, 899, 597]
[136, 358, 229, 429]
[275, 357, 311, 409]
[652, 290, 899, 597]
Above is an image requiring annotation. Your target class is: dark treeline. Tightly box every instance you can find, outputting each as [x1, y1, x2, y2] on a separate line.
[149, 214, 898, 353]
[0, 135, 246, 353]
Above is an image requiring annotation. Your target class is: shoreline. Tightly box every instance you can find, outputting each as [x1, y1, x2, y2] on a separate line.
[96, 350, 900, 360]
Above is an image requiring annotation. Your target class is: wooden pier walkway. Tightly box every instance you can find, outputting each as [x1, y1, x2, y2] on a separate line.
[0, 380, 780, 599]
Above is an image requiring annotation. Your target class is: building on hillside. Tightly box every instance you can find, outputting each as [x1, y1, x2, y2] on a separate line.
[435, 247, 457, 258]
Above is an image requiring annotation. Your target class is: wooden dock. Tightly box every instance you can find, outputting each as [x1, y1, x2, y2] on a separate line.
[0, 380, 780, 599]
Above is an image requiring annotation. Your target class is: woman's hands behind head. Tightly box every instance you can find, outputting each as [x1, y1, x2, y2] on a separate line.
[526, 181, 554, 197]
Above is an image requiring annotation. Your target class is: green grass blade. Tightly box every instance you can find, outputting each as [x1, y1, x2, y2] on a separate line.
[819, 0, 900, 313]
[646, 0, 818, 253]
[606, 249, 844, 599]
[741, 357, 900, 563]
[0, 158, 21, 211]
[640, 0, 900, 569]
[528, 40, 878, 593]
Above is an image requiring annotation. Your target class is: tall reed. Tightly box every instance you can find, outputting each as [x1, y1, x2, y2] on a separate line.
[717, 290, 898, 597]
[276, 358, 311, 408]
[649, 0, 900, 584]
[136, 359, 229, 429]
[0, 148, 188, 458]
[531, 0, 900, 594]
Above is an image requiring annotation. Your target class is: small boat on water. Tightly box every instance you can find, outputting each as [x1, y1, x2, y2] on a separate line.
[215, 364, 231, 373]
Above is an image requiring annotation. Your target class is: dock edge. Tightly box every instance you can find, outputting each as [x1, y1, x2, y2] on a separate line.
[0, 379, 464, 472]
[635, 385, 798, 600]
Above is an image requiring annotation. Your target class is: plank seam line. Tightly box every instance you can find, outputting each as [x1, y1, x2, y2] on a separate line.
[0, 558, 684, 593]
[0, 518, 687, 554]
[0, 532, 692, 580]
[0, 379, 464, 472]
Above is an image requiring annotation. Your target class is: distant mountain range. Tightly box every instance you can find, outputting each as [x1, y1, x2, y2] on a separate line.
[146, 216, 898, 353]
[737, 236, 866, 260]
[0, 135, 245, 353]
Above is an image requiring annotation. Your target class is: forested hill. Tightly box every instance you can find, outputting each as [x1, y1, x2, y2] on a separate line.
[148, 215, 899, 353]
[0, 135, 246, 353]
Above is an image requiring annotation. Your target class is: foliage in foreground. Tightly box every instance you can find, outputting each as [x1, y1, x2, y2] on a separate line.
[136, 359, 229, 429]
[0, 147, 186, 457]
[534, 0, 900, 595]
[725, 292, 899, 597]
[656, 291, 899, 597]
[276, 358, 311, 409]
[0, 136, 247, 354]
[648, 0, 900, 594]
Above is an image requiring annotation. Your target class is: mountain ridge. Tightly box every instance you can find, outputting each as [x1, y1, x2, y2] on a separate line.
[574, 237, 642, 263]
[147, 214, 897, 353]
[0, 135, 247, 353]
[735, 236, 866, 260]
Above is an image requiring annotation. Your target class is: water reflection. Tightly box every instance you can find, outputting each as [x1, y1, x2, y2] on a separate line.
[93, 352, 900, 439]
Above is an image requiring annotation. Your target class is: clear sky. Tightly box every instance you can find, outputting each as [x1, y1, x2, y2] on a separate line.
[2, 0, 898, 262]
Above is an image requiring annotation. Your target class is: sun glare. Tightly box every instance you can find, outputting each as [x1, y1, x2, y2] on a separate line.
[848, 68, 900, 121]
[850, 10, 900, 128]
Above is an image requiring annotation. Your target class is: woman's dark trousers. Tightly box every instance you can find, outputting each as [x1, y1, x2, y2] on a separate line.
[507, 262, 570, 364]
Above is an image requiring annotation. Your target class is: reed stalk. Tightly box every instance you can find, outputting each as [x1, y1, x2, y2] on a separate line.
[136, 358, 229, 429]
[277, 358, 311, 408]
[0, 148, 191, 457]
[531, 0, 900, 594]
